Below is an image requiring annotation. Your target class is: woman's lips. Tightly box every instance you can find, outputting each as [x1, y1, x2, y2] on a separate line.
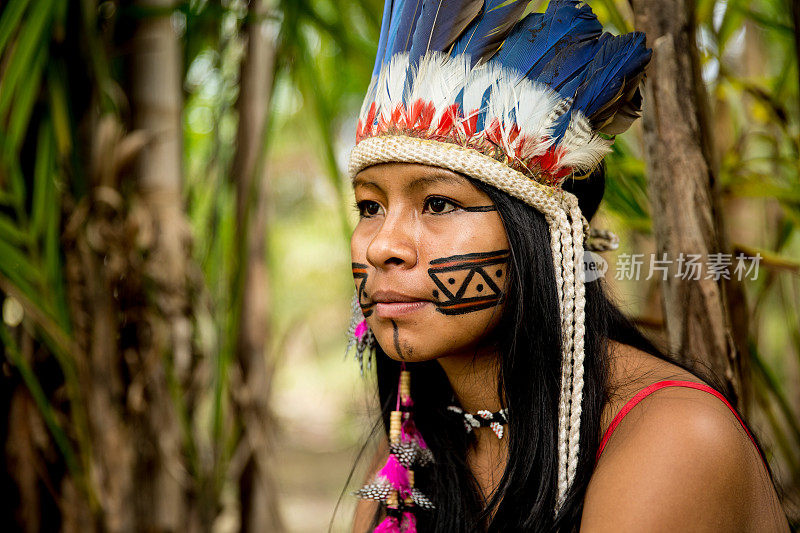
[375, 300, 431, 318]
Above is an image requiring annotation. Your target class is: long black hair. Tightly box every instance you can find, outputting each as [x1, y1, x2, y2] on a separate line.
[345, 172, 774, 532]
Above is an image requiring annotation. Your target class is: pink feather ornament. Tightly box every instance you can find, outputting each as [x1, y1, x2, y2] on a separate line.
[377, 454, 409, 491]
[355, 319, 368, 340]
[374, 516, 400, 533]
[400, 512, 417, 533]
[401, 418, 428, 450]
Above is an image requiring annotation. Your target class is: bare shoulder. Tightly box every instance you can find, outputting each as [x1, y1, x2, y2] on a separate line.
[583, 361, 789, 532]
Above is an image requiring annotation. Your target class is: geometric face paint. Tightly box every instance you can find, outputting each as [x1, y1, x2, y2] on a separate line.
[427, 250, 509, 315]
[351, 262, 373, 317]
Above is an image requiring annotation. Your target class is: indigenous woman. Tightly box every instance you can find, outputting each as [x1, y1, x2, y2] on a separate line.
[345, 1, 790, 531]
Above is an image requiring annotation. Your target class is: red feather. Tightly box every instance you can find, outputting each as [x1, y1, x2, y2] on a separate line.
[405, 100, 425, 129]
[485, 119, 503, 146]
[365, 102, 377, 130]
[435, 104, 460, 137]
[514, 135, 528, 160]
[536, 147, 560, 172]
[417, 102, 436, 131]
[391, 104, 405, 129]
[356, 120, 364, 143]
[462, 111, 479, 138]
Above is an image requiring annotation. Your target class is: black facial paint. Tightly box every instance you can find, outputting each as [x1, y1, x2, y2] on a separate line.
[461, 205, 498, 213]
[391, 319, 404, 360]
[428, 250, 509, 315]
[351, 262, 374, 317]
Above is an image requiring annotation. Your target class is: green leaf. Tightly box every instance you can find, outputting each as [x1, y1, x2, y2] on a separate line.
[43, 174, 70, 330]
[717, 0, 746, 51]
[0, 325, 82, 481]
[5, 41, 46, 157]
[0, 0, 54, 121]
[731, 5, 793, 34]
[750, 339, 800, 452]
[0, 237, 42, 298]
[47, 66, 73, 158]
[2, 161, 29, 220]
[696, 0, 720, 24]
[593, 0, 630, 33]
[30, 120, 54, 241]
[0, 0, 31, 54]
[0, 213, 28, 245]
[729, 179, 800, 202]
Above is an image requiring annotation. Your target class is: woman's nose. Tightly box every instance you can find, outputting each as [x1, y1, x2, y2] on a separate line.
[365, 212, 418, 270]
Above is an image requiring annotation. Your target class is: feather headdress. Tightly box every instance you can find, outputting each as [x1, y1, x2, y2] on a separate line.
[354, 0, 650, 185]
[349, 0, 651, 522]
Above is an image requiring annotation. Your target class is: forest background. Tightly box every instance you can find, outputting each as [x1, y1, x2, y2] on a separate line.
[0, 0, 798, 531]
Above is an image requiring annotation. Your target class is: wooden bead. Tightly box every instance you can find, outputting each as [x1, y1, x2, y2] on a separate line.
[386, 490, 398, 508]
[389, 411, 402, 443]
[403, 469, 415, 505]
[399, 370, 411, 404]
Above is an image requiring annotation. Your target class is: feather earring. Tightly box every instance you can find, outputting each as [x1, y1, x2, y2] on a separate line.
[355, 365, 434, 532]
[347, 292, 376, 375]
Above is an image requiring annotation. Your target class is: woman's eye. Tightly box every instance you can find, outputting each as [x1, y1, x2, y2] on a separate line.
[357, 200, 383, 217]
[424, 197, 457, 214]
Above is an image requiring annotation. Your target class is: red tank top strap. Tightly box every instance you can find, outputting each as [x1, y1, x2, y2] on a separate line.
[595, 380, 763, 465]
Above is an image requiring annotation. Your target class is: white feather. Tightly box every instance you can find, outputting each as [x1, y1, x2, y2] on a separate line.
[409, 52, 445, 105]
[558, 112, 613, 171]
[359, 75, 378, 122]
[460, 63, 491, 118]
[371, 63, 391, 124]
[374, 53, 410, 125]
[484, 67, 517, 154]
[425, 54, 471, 132]
[386, 52, 410, 105]
[514, 79, 562, 156]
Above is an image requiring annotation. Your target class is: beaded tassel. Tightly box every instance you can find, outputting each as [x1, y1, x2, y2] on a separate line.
[355, 365, 434, 532]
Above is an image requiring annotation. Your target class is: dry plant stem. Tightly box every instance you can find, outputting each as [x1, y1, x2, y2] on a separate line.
[231, 0, 283, 530]
[129, 0, 196, 530]
[632, 0, 744, 405]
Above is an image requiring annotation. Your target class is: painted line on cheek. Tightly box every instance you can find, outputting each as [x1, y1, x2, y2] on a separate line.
[391, 320, 404, 360]
[352, 262, 374, 317]
[428, 249, 509, 315]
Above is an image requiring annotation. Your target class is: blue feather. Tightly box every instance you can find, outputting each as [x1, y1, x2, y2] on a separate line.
[372, 0, 395, 76]
[408, 0, 484, 63]
[493, 1, 602, 82]
[535, 33, 609, 94]
[380, 0, 405, 65]
[549, 32, 649, 139]
[490, 12, 545, 67]
[385, 0, 425, 58]
[569, 32, 650, 119]
[450, 0, 530, 64]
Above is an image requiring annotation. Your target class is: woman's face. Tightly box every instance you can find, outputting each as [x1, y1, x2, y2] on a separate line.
[351, 162, 509, 362]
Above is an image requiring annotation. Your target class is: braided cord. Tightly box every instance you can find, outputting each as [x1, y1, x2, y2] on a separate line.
[565, 195, 587, 498]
